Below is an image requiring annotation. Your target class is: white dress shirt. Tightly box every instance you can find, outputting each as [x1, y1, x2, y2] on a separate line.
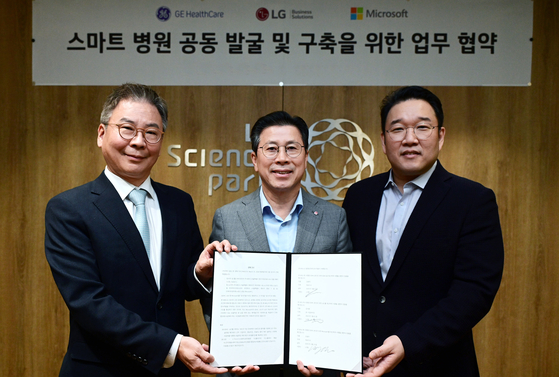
[104, 168, 163, 288]
[103, 168, 181, 368]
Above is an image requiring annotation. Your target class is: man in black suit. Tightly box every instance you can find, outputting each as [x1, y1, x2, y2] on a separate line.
[45, 83, 230, 377]
[343, 86, 504, 377]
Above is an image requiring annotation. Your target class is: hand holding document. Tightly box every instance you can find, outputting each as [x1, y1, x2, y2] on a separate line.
[209, 252, 362, 374]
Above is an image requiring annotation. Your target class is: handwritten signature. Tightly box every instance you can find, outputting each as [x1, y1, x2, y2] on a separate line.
[305, 288, 321, 297]
[304, 318, 324, 324]
[307, 344, 334, 354]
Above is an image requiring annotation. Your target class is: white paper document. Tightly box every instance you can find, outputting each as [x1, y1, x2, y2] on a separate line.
[288, 253, 362, 372]
[210, 252, 287, 367]
[209, 252, 362, 373]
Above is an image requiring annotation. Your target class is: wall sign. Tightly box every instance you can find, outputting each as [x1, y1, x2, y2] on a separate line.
[168, 120, 375, 201]
[33, 0, 533, 86]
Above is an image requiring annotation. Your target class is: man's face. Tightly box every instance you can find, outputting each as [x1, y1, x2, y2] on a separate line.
[97, 99, 163, 186]
[381, 99, 445, 186]
[252, 125, 308, 198]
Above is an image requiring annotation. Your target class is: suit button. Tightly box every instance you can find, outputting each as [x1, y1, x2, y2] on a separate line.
[379, 296, 386, 303]
[158, 304, 163, 310]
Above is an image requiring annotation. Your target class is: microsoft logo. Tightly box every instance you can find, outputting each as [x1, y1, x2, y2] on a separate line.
[350, 7, 363, 20]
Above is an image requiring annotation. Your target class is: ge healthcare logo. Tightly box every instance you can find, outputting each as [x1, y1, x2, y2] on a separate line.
[156, 6, 171, 22]
[301, 119, 374, 201]
[351, 7, 364, 20]
[256, 7, 269, 21]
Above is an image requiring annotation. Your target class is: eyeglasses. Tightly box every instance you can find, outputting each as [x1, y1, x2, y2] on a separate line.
[259, 142, 305, 159]
[106, 123, 164, 144]
[385, 122, 440, 142]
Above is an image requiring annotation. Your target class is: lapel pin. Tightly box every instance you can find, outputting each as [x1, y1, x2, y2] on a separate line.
[314, 211, 318, 215]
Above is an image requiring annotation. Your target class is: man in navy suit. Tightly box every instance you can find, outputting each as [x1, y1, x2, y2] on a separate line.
[45, 83, 230, 377]
[343, 86, 504, 377]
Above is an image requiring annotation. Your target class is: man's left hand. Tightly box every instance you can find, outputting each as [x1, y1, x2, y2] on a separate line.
[176, 337, 228, 374]
[195, 240, 237, 285]
[346, 335, 405, 377]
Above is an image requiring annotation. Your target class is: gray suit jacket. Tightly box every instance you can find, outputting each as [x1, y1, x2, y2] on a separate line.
[204, 189, 351, 377]
[209, 189, 352, 253]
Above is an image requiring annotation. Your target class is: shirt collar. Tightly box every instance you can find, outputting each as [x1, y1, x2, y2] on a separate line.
[385, 160, 438, 190]
[103, 167, 156, 200]
[259, 187, 304, 217]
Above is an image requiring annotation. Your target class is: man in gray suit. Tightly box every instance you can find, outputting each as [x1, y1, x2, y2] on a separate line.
[204, 111, 352, 377]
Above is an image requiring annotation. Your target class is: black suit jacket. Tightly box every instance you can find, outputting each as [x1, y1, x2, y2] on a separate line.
[342, 162, 504, 377]
[45, 172, 208, 377]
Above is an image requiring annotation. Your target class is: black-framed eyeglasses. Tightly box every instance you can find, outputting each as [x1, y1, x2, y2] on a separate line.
[259, 142, 305, 159]
[106, 123, 164, 144]
[385, 122, 440, 142]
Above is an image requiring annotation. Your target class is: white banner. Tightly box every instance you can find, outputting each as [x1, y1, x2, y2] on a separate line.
[32, 0, 533, 86]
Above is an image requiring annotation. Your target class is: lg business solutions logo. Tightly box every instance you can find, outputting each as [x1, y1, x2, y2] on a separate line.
[256, 7, 313, 21]
[256, 7, 271, 21]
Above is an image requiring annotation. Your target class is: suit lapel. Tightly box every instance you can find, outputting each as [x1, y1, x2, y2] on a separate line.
[294, 191, 321, 253]
[239, 190, 270, 251]
[362, 175, 387, 288]
[91, 173, 158, 293]
[383, 163, 451, 287]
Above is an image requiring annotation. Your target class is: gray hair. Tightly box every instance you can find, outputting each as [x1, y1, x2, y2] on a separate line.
[100, 83, 168, 131]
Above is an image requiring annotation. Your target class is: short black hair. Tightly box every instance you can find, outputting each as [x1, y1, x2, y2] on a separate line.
[380, 86, 444, 132]
[250, 111, 309, 154]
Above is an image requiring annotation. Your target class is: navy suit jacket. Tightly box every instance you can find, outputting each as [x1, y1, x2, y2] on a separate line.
[342, 162, 504, 377]
[45, 172, 208, 377]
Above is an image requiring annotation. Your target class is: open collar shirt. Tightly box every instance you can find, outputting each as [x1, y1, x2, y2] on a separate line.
[260, 187, 304, 253]
[376, 161, 438, 281]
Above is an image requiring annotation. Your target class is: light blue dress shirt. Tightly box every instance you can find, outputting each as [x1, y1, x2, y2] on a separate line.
[376, 162, 438, 280]
[259, 187, 304, 253]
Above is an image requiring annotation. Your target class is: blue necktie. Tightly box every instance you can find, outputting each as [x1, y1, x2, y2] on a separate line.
[128, 189, 150, 255]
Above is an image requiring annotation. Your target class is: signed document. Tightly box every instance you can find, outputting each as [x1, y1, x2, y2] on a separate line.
[209, 252, 362, 373]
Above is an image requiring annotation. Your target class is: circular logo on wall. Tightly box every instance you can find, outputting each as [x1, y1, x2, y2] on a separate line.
[256, 8, 270, 21]
[156, 6, 171, 22]
[301, 119, 375, 201]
